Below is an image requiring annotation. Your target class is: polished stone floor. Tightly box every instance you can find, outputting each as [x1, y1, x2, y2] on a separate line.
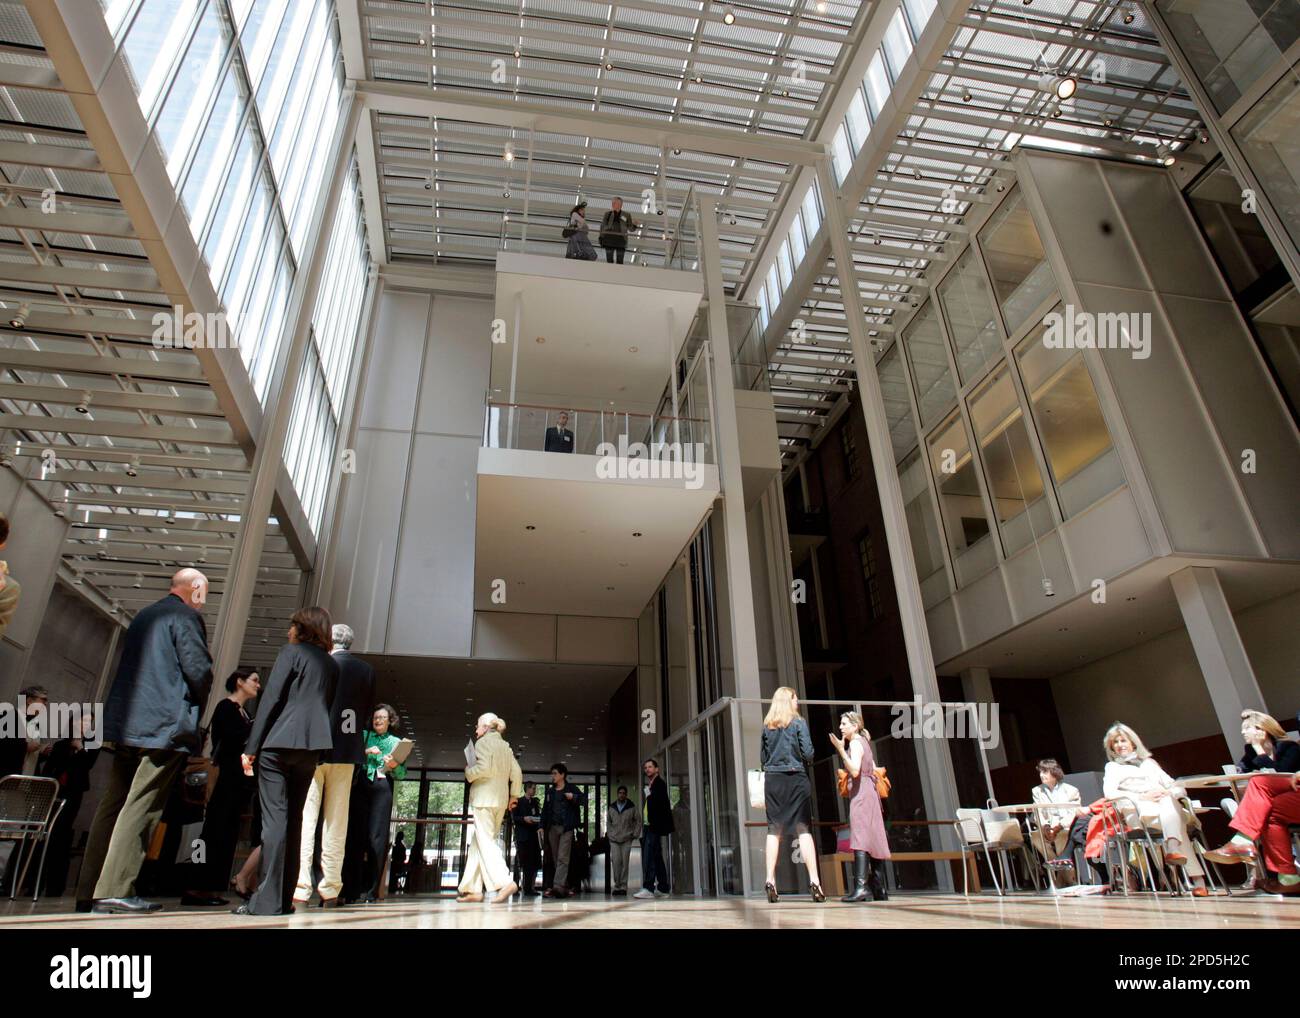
[2, 890, 1297, 930]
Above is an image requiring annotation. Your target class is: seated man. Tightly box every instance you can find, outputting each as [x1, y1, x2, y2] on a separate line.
[544, 411, 575, 453]
[1030, 758, 1081, 862]
[1205, 769, 1300, 896]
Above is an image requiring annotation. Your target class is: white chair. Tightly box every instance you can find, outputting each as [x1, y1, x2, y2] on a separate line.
[953, 808, 1036, 896]
[0, 775, 63, 902]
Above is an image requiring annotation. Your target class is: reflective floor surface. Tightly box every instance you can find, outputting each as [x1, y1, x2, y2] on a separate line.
[3, 890, 1297, 930]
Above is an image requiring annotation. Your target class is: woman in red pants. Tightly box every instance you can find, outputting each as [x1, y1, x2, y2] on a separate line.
[1206, 771, 1300, 895]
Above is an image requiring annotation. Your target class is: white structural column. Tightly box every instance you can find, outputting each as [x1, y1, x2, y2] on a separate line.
[1170, 566, 1267, 751]
[209, 93, 363, 687]
[816, 161, 961, 887]
[959, 667, 1007, 771]
[699, 200, 762, 895]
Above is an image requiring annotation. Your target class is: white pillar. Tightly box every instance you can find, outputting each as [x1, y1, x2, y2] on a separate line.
[959, 666, 1007, 771]
[698, 199, 762, 895]
[1170, 565, 1266, 752]
[816, 160, 961, 888]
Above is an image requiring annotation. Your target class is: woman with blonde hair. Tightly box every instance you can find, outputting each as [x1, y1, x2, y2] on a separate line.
[1102, 722, 1208, 896]
[760, 686, 824, 903]
[830, 711, 890, 902]
[458, 712, 524, 903]
[1204, 709, 1300, 895]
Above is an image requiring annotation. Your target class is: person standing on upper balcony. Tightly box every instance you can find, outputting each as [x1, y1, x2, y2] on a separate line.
[599, 197, 640, 264]
[563, 201, 598, 261]
[544, 410, 575, 453]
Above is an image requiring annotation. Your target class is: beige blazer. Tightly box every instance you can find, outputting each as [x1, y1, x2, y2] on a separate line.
[465, 730, 524, 809]
[0, 572, 20, 641]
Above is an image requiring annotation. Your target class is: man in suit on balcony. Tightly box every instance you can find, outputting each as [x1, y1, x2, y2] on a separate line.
[544, 411, 575, 453]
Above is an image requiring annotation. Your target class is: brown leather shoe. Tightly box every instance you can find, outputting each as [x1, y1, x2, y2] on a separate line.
[1260, 878, 1300, 896]
[319, 897, 342, 908]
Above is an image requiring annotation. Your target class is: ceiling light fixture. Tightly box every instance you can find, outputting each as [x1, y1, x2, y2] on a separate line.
[503, 144, 515, 163]
[8, 303, 29, 329]
[722, 7, 736, 24]
[75, 391, 91, 414]
[1039, 73, 1077, 101]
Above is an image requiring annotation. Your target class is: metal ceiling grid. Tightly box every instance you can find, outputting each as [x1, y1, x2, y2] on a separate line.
[0, 9, 297, 670]
[764, 0, 1205, 467]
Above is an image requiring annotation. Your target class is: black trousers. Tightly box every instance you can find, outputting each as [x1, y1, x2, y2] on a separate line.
[247, 749, 317, 915]
[192, 768, 254, 891]
[361, 775, 394, 898]
[603, 246, 624, 264]
[515, 829, 541, 892]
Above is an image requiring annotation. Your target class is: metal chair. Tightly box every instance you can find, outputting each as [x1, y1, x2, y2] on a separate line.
[953, 808, 1037, 896]
[0, 775, 63, 902]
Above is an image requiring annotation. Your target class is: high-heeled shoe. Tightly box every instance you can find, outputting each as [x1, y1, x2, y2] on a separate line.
[764, 882, 779, 903]
[229, 879, 251, 901]
[810, 882, 826, 903]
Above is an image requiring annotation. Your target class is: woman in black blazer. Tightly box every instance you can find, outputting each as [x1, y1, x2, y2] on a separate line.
[235, 607, 338, 916]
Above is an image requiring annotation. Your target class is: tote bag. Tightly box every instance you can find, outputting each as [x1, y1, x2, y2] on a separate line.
[747, 769, 766, 810]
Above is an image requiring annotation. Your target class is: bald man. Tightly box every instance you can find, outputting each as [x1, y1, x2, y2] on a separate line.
[77, 568, 214, 914]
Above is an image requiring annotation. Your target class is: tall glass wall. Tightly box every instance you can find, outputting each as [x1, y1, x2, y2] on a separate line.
[879, 185, 1126, 593]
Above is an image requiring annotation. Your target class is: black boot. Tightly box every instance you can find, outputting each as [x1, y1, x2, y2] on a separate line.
[866, 854, 888, 901]
[841, 851, 870, 902]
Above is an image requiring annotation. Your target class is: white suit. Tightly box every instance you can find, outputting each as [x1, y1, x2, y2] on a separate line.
[1104, 755, 1203, 877]
[458, 730, 524, 895]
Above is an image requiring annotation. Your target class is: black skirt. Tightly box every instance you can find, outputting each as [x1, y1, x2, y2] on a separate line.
[764, 770, 812, 835]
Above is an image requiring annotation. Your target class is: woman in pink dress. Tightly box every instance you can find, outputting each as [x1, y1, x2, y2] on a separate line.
[830, 711, 891, 902]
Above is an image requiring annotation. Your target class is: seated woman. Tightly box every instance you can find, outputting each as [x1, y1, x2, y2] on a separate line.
[1102, 723, 1208, 896]
[1029, 758, 1081, 862]
[1205, 710, 1300, 896]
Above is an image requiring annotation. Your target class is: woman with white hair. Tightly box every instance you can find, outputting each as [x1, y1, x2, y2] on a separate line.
[1102, 722, 1208, 896]
[458, 712, 524, 903]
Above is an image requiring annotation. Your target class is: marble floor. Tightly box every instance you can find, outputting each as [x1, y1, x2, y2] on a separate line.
[2, 890, 1297, 930]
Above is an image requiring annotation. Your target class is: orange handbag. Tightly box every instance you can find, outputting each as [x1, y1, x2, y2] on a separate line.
[836, 768, 851, 798]
[874, 766, 891, 799]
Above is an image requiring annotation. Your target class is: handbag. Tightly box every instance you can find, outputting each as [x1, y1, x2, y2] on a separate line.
[836, 768, 851, 798]
[562, 225, 575, 238]
[874, 766, 891, 800]
[747, 769, 766, 809]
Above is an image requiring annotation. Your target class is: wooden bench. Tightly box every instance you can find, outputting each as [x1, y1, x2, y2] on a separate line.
[820, 849, 979, 895]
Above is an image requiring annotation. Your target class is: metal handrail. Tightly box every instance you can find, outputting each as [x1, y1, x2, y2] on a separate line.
[485, 399, 708, 423]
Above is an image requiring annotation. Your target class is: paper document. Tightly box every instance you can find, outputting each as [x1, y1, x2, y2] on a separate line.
[464, 739, 477, 767]
[390, 738, 414, 765]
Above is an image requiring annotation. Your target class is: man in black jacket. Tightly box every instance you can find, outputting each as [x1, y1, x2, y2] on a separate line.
[543, 410, 575, 453]
[76, 568, 213, 914]
[598, 197, 640, 264]
[541, 763, 586, 898]
[634, 757, 673, 899]
[293, 622, 374, 907]
[511, 781, 543, 895]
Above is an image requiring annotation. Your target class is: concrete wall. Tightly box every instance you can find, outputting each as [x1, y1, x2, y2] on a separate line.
[1050, 588, 1300, 771]
[324, 287, 492, 657]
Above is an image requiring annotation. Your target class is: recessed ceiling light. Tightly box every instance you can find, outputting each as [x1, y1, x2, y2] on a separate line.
[605, 62, 613, 70]
[628, 345, 638, 353]
[525, 524, 536, 530]
[535, 336, 545, 343]
[722, 7, 736, 24]
[632, 531, 642, 537]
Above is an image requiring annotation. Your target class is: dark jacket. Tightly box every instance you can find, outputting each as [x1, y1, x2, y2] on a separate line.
[40, 739, 100, 798]
[102, 593, 213, 753]
[324, 650, 375, 767]
[541, 781, 586, 832]
[512, 795, 542, 849]
[760, 717, 814, 773]
[643, 774, 674, 835]
[544, 426, 574, 453]
[1240, 740, 1300, 773]
[246, 642, 338, 756]
[599, 209, 639, 249]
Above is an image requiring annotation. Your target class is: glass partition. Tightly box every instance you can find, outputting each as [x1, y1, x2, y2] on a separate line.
[926, 409, 996, 584]
[979, 188, 1058, 336]
[1157, 0, 1300, 115]
[967, 364, 1051, 556]
[902, 302, 956, 427]
[877, 342, 918, 461]
[1231, 72, 1300, 252]
[939, 248, 1004, 383]
[1015, 321, 1125, 517]
[899, 447, 949, 606]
